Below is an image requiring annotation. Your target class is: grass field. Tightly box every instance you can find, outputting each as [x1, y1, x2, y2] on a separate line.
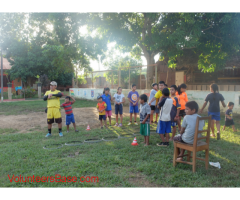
[0, 100, 240, 187]
[0, 99, 97, 115]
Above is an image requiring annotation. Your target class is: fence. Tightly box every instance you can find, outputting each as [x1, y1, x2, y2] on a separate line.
[76, 64, 158, 90]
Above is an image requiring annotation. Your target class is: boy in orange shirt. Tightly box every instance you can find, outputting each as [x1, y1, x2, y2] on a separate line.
[176, 83, 188, 123]
[96, 96, 107, 129]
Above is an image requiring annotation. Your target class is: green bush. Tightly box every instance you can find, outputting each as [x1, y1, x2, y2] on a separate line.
[21, 87, 37, 98]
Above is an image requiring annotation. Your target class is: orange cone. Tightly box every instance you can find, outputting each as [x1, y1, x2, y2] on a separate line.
[131, 137, 138, 146]
[86, 125, 91, 131]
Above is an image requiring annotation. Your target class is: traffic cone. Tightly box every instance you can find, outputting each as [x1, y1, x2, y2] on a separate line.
[86, 125, 91, 131]
[131, 137, 138, 146]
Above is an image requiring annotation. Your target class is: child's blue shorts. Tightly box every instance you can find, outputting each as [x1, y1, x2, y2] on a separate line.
[171, 121, 177, 127]
[99, 115, 106, 120]
[66, 114, 75, 125]
[129, 105, 139, 113]
[156, 120, 171, 134]
[115, 104, 123, 115]
[208, 112, 221, 121]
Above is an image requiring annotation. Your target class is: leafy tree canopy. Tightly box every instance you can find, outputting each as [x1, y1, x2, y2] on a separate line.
[2, 13, 107, 85]
[89, 13, 240, 87]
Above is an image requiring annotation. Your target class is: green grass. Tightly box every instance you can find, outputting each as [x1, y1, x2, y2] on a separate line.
[0, 92, 23, 100]
[0, 99, 97, 115]
[0, 100, 240, 187]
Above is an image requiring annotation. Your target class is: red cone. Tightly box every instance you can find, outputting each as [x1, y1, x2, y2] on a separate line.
[131, 137, 138, 146]
[86, 125, 91, 131]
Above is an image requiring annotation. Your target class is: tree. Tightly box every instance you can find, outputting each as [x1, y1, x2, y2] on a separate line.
[55, 72, 73, 89]
[4, 13, 105, 86]
[157, 13, 240, 72]
[0, 13, 26, 51]
[89, 13, 240, 87]
[89, 13, 163, 87]
[6, 41, 73, 85]
[102, 52, 142, 88]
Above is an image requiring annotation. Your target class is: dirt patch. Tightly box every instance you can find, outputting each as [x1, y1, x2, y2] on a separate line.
[0, 106, 134, 133]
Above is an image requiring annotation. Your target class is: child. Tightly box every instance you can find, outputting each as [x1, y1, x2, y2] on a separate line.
[148, 83, 158, 124]
[96, 96, 107, 129]
[139, 94, 151, 146]
[127, 84, 139, 125]
[102, 87, 112, 126]
[60, 96, 79, 133]
[199, 83, 226, 140]
[173, 101, 205, 160]
[176, 83, 188, 122]
[113, 87, 125, 127]
[156, 88, 173, 147]
[169, 85, 181, 141]
[223, 102, 237, 132]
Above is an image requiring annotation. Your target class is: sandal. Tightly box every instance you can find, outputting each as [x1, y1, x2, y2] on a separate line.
[114, 123, 119, 126]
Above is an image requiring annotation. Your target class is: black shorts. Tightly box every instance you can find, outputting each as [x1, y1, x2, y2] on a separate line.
[179, 110, 186, 117]
[173, 135, 186, 143]
[99, 115, 106, 121]
[150, 105, 155, 111]
[47, 118, 62, 124]
[225, 120, 234, 126]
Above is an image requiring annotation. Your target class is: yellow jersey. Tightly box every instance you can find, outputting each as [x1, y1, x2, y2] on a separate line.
[154, 88, 170, 100]
[45, 90, 61, 109]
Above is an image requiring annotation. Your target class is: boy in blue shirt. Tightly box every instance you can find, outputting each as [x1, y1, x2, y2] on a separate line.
[101, 87, 112, 126]
[127, 84, 139, 125]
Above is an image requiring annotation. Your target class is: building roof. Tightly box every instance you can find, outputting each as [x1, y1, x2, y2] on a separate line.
[0, 57, 12, 70]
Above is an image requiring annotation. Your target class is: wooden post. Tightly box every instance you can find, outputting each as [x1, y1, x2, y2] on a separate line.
[140, 67, 142, 89]
[37, 83, 41, 98]
[91, 73, 93, 88]
[129, 67, 130, 89]
[155, 65, 157, 83]
[111, 71, 113, 89]
[8, 86, 12, 100]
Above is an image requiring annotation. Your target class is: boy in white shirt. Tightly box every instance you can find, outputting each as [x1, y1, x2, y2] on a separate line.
[156, 88, 173, 147]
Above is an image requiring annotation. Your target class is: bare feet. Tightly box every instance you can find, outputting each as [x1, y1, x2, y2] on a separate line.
[177, 156, 183, 161]
[169, 138, 173, 142]
[210, 134, 216, 137]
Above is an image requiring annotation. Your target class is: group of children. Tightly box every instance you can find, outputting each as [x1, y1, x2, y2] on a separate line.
[94, 82, 237, 149]
[45, 81, 237, 151]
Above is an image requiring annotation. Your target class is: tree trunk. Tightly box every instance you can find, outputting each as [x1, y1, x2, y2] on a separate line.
[145, 53, 155, 89]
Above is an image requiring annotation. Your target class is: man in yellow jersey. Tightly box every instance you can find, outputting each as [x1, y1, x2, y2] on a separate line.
[148, 81, 166, 106]
[44, 81, 64, 137]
